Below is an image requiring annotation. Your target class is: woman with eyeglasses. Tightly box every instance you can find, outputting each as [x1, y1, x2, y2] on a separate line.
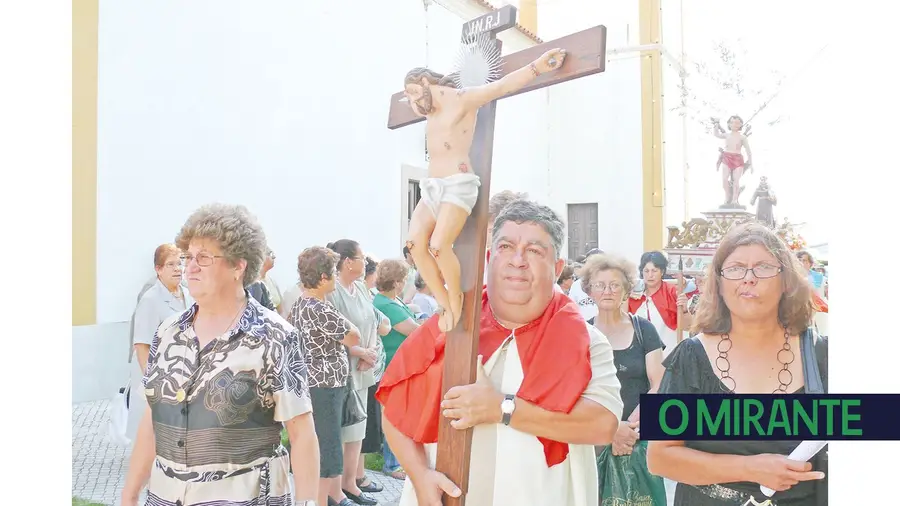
[125, 243, 193, 443]
[326, 239, 388, 505]
[647, 222, 829, 506]
[122, 204, 320, 506]
[583, 253, 666, 505]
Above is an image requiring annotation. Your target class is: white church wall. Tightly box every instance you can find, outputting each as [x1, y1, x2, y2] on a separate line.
[95, 0, 427, 324]
[93, 0, 546, 326]
[537, 0, 646, 263]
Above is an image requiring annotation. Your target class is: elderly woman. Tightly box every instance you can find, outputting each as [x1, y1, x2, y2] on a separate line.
[582, 253, 666, 504]
[126, 243, 193, 442]
[647, 222, 828, 506]
[291, 246, 369, 506]
[325, 239, 389, 505]
[371, 258, 420, 480]
[121, 204, 319, 506]
[628, 251, 689, 357]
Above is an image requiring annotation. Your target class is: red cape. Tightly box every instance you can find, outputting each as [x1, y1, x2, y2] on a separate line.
[628, 282, 679, 330]
[375, 289, 592, 467]
[812, 292, 828, 313]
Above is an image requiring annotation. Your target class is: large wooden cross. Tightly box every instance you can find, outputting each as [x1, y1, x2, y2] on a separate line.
[386, 7, 607, 505]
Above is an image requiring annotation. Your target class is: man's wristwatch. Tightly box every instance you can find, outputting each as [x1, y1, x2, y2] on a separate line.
[500, 394, 516, 425]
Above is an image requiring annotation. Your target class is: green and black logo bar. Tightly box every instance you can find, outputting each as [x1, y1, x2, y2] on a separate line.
[638, 394, 889, 441]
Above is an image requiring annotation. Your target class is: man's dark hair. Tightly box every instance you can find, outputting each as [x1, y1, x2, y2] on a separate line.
[638, 251, 668, 278]
[402, 245, 411, 257]
[414, 273, 427, 290]
[491, 200, 565, 258]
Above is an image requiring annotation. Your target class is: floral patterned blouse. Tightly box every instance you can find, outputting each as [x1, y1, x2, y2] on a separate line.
[289, 295, 352, 389]
[141, 295, 311, 506]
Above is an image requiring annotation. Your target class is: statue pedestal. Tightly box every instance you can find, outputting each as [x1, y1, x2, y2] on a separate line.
[701, 209, 755, 222]
[664, 210, 757, 276]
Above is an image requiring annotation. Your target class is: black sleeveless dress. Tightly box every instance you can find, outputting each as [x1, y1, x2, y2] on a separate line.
[658, 337, 828, 506]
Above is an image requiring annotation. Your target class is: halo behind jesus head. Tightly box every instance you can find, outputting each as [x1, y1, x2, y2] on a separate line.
[452, 32, 504, 89]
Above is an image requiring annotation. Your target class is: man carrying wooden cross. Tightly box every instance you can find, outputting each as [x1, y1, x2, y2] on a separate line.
[377, 200, 623, 505]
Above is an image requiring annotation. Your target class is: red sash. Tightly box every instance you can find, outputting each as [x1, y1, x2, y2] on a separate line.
[628, 282, 679, 330]
[376, 289, 592, 467]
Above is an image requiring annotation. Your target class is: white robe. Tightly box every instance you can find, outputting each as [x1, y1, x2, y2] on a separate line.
[398, 324, 623, 506]
[636, 297, 678, 359]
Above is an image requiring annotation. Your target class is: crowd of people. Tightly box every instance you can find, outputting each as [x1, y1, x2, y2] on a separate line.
[119, 191, 829, 506]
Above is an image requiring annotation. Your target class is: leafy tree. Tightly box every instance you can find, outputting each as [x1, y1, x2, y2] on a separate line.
[674, 39, 788, 136]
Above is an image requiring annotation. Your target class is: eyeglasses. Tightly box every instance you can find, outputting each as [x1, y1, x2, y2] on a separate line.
[163, 261, 183, 269]
[719, 264, 782, 280]
[182, 253, 224, 267]
[589, 282, 623, 293]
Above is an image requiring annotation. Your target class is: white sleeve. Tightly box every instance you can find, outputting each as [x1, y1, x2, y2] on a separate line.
[581, 324, 624, 420]
[132, 296, 161, 346]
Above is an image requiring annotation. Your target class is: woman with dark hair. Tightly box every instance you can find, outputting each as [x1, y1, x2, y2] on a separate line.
[291, 246, 367, 506]
[628, 251, 689, 357]
[326, 239, 388, 505]
[647, 222, 828, 506]
[364, 256, 379, 293]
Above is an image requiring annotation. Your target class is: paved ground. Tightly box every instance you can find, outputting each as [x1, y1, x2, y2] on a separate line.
[75, 400, 674, 506]
[73, 400, 403, 506]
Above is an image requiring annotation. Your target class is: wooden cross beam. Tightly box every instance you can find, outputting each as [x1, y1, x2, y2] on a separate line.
[387, 23, 608, 130]
[386, 9, 606, 506]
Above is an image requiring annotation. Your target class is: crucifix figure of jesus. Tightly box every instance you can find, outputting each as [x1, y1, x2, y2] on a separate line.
[382, 8, 607, 505]
[402, 48, 567, 333]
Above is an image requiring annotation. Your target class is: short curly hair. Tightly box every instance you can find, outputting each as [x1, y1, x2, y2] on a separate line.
[579, 253, 637, 295]
[175, 203, 267, 287]
[297, 247, 339, 289]
[376, 259, 409, 293]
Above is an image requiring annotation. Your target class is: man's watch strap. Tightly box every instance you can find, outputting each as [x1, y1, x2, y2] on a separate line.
[501, 394, 516, 425]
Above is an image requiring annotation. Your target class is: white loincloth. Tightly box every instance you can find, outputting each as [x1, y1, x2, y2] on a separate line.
[419, 173, 481, 216]
[398, 324, 621, 506]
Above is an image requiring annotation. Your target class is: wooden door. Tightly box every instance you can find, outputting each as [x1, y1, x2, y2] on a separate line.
[567, 203, 599, 260]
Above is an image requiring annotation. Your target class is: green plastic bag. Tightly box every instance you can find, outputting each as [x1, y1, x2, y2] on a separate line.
[596, 440, 667, 506]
